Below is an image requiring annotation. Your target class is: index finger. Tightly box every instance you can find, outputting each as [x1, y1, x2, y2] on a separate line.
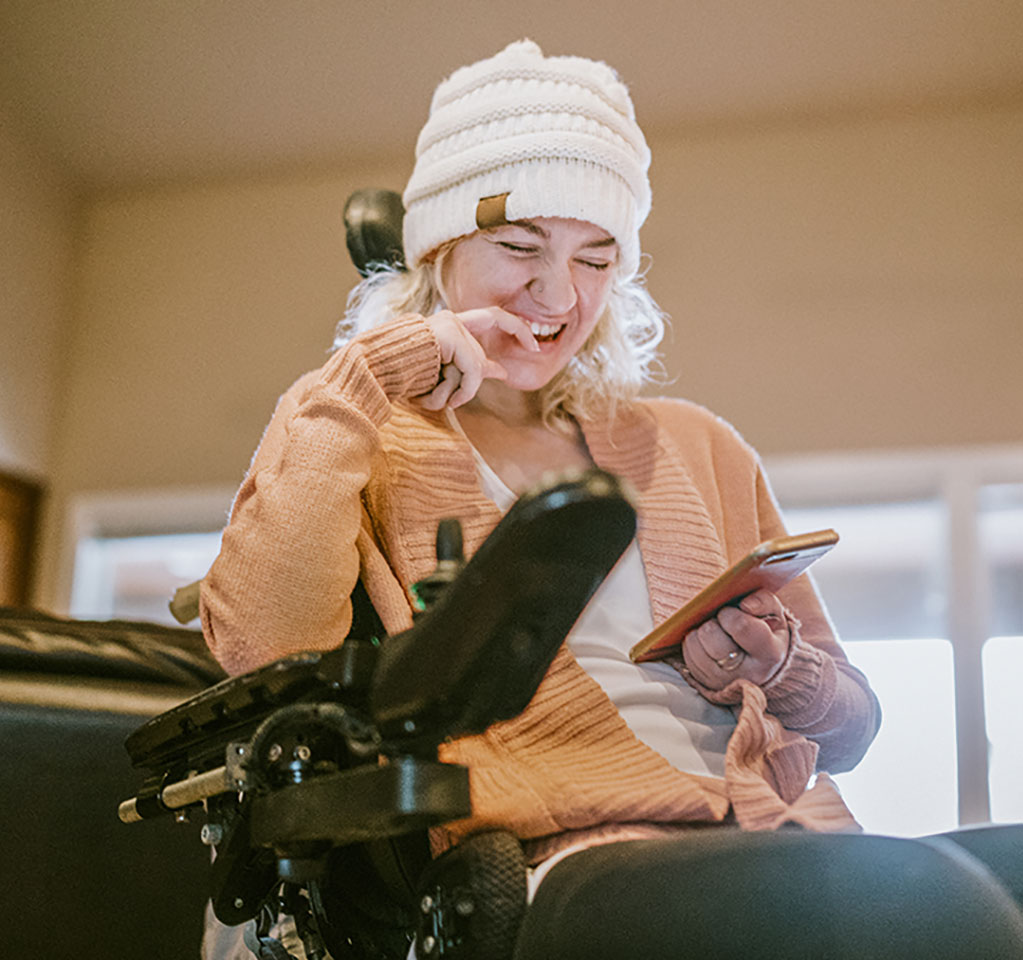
[717, 593, 787, 657]
[457, 307, 540, 353]
[737, 589, 786, 622]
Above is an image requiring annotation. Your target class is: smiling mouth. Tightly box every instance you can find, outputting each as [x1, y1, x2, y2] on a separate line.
[529, 321, 566, 343]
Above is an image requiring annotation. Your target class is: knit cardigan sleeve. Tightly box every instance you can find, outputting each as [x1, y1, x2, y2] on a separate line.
[691, 453, 882, 774]
[199, 314, 440, 675]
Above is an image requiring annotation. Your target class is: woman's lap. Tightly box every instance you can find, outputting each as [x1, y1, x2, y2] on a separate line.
[513, 826, 1023, 960]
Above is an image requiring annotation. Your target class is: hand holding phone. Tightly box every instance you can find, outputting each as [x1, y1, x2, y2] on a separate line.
[681, 587, 793, 686]
[629, 529, 838, 664]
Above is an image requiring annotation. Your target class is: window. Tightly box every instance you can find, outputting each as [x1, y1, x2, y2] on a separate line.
[979, 483, 1023, 824]
[767, 445, 1023, 835]
[65, 487, 235, 627]
[780, 501, 956, 836]
[70, 531, 222, 625]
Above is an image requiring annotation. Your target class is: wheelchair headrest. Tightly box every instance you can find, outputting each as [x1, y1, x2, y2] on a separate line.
[343, 189, 405, 276]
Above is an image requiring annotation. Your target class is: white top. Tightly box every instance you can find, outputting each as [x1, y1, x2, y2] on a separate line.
[447, 410, 735, 778]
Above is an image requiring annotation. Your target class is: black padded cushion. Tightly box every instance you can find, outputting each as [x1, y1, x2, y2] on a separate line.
[929, 824, 1023, 909]
[4, 701, 211, 960]
[0, 606, 226, 686]
[2, 607, 221, 959]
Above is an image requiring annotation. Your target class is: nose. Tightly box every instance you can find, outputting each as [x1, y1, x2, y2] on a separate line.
[529, 258, 577, 315]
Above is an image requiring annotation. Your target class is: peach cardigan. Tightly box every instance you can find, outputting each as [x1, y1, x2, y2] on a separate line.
[200, 314, 880, 857]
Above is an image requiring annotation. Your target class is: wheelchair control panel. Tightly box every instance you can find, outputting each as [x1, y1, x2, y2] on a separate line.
[117, 469, 636, 959]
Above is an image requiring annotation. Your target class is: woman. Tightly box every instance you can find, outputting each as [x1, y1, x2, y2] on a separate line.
[200, 37, 879, 911]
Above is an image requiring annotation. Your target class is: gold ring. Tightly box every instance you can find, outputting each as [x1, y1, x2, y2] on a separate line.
[715, 650, 745, 671]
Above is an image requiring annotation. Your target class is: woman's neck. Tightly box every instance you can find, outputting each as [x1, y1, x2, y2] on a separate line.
[454, 383, 593, 493]
[465, 379, 545, 428]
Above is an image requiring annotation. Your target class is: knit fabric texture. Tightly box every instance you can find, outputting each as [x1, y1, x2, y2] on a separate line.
[402, 39, 652, 276]
[201, 314, 880, 847]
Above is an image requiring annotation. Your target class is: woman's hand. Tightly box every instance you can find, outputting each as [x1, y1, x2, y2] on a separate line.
[681, 589, 791, 689]
[416, 307, 539, 410]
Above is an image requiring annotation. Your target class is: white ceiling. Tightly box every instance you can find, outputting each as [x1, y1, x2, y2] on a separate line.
[2, 0, 1021, 190]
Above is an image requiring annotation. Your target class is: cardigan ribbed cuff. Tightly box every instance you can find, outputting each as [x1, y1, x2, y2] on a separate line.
[761, 634, 838, 729]
[319, 314, 441, 420]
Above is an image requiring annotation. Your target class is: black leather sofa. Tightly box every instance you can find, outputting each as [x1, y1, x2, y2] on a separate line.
[1, 606, 226, 960]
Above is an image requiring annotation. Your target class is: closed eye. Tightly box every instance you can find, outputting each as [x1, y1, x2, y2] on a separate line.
[498, 242, 539, 254]
[577, 259, 612, 271]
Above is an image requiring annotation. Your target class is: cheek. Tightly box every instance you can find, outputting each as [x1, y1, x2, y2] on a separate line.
[579, 264, 614, 299]
[577, 274, 614, 325]
[443, 242, 533, 311]
[446, 271, 523, 312]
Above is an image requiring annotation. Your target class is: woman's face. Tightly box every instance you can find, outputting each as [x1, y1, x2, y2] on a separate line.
[441, 217, 618, 392]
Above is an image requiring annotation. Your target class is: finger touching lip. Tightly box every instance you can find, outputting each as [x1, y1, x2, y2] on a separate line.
[506, 314, 542, 351]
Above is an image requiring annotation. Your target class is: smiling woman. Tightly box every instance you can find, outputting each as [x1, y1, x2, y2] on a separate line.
[438, 219, 616, 393]
[338, 212, 665, 433]
[196, 38, 892, 960]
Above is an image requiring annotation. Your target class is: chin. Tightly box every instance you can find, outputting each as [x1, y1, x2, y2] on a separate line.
[502, 367, 559, 394]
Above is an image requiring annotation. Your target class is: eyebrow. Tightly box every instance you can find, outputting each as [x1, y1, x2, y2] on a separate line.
[498, 220, 619, 249]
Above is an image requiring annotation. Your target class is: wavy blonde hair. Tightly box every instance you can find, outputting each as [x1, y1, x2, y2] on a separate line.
[334, 245, 667, 425]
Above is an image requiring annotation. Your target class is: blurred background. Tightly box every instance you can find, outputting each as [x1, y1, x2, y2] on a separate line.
[1, 0, 1021, 835]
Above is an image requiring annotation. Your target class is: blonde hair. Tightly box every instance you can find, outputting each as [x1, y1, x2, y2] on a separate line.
[334, 250, 667, 425]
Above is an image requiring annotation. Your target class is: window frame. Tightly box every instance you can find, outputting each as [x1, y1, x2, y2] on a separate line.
[61, 445, 1023, 825]
[59, 485, 236, 621]
[764, 443, 1023, 826]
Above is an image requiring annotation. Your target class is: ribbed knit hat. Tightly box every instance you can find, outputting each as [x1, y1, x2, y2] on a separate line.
[402, 40, 651, 277]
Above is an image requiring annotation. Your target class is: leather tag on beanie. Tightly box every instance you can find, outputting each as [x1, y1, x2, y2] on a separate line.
[476, 193, 510, 229]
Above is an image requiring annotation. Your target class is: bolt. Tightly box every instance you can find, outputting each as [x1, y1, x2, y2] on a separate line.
[294, 744, 312, 762]
[267, 743, 282, 762]
[233, 897, 244, 909]
[455, 896, 475, 917]
[420, 894, 434, 913]
[200, 823, 224, 846]
[421, 935, 436, 954]
[404, 719, 417, 733]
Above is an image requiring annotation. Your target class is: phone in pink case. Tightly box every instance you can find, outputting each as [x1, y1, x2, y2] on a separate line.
[629, 529, 838, 663]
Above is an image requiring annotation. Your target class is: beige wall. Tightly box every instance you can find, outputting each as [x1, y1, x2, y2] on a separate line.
[644, 102, 1023, 453]
[22, 99, 1023, 609]
[0, 107, 73, 479]
[59, 171, 401, 491]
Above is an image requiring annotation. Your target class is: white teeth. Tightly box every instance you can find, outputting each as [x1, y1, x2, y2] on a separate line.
[529, 321, 564, 338]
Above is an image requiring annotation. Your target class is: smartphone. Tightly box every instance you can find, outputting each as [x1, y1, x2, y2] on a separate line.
[628, 529, 838, 663]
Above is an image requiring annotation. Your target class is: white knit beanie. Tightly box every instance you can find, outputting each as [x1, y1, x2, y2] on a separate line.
[402, 39, 651, 277]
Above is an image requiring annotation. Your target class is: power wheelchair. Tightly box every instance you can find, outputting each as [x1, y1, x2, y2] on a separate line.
[118, 192, 1023, 959]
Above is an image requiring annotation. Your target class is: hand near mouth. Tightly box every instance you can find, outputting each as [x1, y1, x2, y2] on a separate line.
[418, 307, 540, 410]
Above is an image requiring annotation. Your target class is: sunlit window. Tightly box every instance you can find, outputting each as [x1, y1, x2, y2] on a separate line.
[979, 483, 1023, 823]
[70, 532, 222, 626]
[66, 487, 233, 626]
[768, 446, 1023, 835]
[782, 502, 957, 836]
